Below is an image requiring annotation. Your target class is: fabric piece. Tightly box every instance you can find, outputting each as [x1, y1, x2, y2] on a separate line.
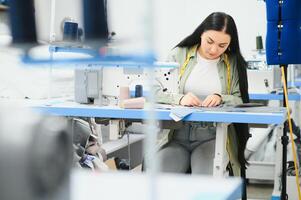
[169, 107, 194, 121]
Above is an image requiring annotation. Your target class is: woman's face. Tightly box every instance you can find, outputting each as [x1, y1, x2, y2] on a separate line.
[199, 30, 231, 60]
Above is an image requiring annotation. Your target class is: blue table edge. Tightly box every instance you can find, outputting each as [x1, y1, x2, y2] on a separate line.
[33, 106, 287, 125]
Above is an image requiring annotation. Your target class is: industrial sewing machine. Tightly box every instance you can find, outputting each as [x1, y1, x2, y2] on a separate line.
[74, 64, 179, 105]
[74, 64, 179, 140]
[247, 61, 282, 94]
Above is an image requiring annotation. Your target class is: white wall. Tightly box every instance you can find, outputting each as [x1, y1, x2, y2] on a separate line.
[153, 0, 267, 60]
[108, 0, 267, 60]
[34, 0, 83, 42]
[0, 0, 268, 100]
[34, 0, 267, 59]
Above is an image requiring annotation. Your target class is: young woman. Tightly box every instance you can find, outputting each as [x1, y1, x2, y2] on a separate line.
[156, 12, 250, 177]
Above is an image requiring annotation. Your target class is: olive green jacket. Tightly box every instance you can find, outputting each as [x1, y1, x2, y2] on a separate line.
[156, 45, 243, 176]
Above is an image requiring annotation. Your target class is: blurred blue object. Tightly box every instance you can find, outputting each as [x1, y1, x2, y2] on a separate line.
[135, 85, 143, 98]
[265, 0, 301, 65]
[63, 21, 79, 42]
[8, 0, 37, 44]
[22, 48, 157, 67]
[0, 0, 8, 6]
[83, 0, 108, 41]
[266, 0, 301, 21]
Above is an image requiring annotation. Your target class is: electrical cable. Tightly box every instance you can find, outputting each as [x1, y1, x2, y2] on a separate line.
[127, 130, 131, 170]
[281, 66, 301, 200]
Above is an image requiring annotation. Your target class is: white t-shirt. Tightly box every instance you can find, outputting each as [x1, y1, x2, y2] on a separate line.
[184, 53, 221, 98]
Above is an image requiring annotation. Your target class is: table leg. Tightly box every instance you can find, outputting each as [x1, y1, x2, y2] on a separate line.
[271, 125, 283, 200]
[213, 123, 229, 177]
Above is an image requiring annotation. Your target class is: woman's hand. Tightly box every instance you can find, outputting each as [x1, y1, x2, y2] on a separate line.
[180, 92, 202, 107]
[201, 94, 222, 107]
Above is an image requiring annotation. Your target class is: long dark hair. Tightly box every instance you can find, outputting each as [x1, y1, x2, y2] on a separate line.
[178, 12, 250, 169]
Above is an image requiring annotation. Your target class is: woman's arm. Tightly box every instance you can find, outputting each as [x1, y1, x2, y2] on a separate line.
[155, 48, 185, 105]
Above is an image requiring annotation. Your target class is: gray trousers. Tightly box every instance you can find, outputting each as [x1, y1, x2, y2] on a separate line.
[157, 123, 216, 175]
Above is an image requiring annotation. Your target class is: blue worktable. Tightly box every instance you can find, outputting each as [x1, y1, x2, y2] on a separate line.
[32, 100, 287, 125]
[25, 98, 286, 199]
[250, 93, 301, 101]
[288, 78, 301, 87]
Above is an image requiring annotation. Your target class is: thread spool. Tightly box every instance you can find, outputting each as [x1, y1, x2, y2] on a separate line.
[63, 21, 78, 42]
[135, 85, 143, 98]
[256, 35, 263, 50]
[120, 97, 145, 109]
[119, 86, 130, 104]
[83, 0, 108, 41]
[8, 0, 37, 44]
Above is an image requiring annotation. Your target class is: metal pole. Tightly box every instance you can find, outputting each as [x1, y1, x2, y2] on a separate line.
[281, 64, 288, 200]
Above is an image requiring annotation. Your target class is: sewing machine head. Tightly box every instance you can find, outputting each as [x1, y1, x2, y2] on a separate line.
[74, 64, 179, 105]
[247, 61, 282, 94]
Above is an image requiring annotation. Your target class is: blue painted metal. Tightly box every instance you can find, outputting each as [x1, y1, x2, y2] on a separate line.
[288, 80, 301, 87]
[249, 93, 301, 101]
[33, 105, 286, 125]
[271, 195, 280, 200]
[21, 52, 157, 67]
[48, 46, 99, 56]
[21, 47, 178, 68]
[22, 45, 179, 69]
